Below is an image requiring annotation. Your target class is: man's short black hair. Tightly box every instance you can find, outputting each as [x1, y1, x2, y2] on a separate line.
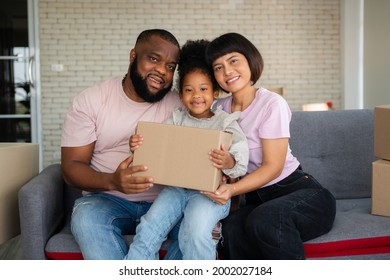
[135, 29, 180, 49]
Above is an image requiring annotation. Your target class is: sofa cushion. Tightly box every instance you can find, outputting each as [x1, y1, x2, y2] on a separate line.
[303, 198, 390, 258]
[46, 199, 390, 260]
[290, 109, 376, 199]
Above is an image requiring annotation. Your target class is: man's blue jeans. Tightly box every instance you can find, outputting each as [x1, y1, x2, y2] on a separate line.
[126, 186, 230, 260]
[70, 192, 181, 260]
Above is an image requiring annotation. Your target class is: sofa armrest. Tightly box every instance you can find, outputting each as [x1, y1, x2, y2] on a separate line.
[18, 164, 65, 259]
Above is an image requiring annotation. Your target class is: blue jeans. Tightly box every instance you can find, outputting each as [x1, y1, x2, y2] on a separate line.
[126, 186, 231, 260]
[70, 192, 181, 260]
[218, 166, 336, 259]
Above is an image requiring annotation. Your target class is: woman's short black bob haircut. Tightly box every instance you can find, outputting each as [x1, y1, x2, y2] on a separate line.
[205, 32, 264, 85]
[177, 39, 219, 94]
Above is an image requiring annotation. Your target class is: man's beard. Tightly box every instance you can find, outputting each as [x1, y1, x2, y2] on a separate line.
[129, 58, 171, 103]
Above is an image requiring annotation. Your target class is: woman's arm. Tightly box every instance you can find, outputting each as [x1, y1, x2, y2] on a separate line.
[203, 137, 288, 205]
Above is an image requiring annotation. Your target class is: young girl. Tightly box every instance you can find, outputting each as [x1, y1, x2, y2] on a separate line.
[204, 33, 336, 259]
[125, 39, 249, 260]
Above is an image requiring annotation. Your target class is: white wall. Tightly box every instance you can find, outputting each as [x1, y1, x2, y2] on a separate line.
[342, 0, 364, 109]
[38, 0, 342, 167]
[364, 0, 390, 109]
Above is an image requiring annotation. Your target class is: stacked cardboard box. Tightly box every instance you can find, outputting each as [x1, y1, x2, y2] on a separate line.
[372, 105, 390, 217]
[0, 143, 39, 244]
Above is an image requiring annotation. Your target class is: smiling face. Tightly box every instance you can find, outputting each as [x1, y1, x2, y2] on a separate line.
[181, 70, 219, 119]
[212, 52, 253, 95]
[128, 35, 180, 103]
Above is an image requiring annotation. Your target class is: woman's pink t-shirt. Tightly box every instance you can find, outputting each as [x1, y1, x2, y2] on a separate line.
[215, 87, 300, 187]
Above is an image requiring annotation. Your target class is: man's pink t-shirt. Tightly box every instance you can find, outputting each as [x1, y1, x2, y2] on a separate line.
[61, 77, 182, 202]
[215, 87, 300, 187]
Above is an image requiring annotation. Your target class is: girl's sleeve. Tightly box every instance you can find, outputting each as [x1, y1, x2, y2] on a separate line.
[222, 112, 249, 178]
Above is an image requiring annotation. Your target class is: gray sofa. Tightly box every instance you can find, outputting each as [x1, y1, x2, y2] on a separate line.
[18, 109, 390, 259]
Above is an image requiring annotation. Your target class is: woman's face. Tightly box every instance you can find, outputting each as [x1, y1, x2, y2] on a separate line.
[211, 52, 253, 95]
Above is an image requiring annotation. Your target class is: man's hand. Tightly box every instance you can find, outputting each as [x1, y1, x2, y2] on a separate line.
[112, 155, 154, 194]
[62, 145, 153, 194]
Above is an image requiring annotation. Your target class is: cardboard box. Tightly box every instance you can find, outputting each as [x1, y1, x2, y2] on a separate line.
[0, 143, 39, 245]
[133, 121, 232, 192]
[374, 105, 390, 160]
[371, 159, 390, 217]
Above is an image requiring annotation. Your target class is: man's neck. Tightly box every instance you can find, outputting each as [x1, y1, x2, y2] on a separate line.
[121, 73, 145, 103]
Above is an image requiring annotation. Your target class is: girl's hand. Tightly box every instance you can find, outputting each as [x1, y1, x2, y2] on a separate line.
[209, 144, 235, 169]
[129, 134, 143, 153]
[201, 183, 235, 205]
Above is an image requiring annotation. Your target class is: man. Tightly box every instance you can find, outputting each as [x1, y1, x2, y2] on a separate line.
[61, 29, 182, 259]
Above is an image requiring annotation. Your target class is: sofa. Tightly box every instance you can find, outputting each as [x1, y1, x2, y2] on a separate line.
[18, 109, 390, 260]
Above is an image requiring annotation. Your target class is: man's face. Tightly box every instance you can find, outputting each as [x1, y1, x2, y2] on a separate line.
[130, 36, 179, 103]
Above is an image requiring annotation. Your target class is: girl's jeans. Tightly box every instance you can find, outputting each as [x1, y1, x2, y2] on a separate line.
[219, 166, 336, 260]
[71, 192, 181, 260]
[125, 186, 231, 260]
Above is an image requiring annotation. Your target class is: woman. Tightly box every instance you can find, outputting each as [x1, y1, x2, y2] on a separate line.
[203, 32, 336, 259]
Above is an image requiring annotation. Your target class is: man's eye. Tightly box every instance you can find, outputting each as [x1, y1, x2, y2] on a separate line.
[167, 65, 176, 71]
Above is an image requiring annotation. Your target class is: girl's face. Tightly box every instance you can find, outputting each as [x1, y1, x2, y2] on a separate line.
[181, 71, 219, 119]
[211, 52, 252, 95]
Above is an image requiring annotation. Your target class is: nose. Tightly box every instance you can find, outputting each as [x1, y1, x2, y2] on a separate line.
[154, 62, 167, 75]
[192, 90, 201, 99]
[223, 64, 232, 76]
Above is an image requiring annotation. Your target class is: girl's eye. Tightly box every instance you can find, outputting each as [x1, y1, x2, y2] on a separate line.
[214, 66, 222, 72]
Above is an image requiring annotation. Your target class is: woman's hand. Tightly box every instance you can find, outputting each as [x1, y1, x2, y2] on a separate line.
[201, 183, 236, 205]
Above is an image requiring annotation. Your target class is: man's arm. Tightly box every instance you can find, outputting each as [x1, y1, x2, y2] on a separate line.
[61, 144, 154, 194]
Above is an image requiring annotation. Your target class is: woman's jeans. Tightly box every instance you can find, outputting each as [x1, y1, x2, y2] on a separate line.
[71, 192, 181, 260]
[126, 186, 231, 260]
[219, 166, 336, 260]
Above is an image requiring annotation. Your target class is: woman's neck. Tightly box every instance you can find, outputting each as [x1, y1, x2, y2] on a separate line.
[231, 86, 257, 112]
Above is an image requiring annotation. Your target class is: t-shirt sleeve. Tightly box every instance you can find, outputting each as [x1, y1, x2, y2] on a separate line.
[61, 87, 100, 147]
[258, 96, 292, 139]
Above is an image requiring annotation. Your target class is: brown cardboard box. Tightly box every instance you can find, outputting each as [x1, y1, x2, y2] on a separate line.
[371, 159, 390, 217]
[374, 105, 390, 160]
[133, 121, 232, 192]
[0, 143, 39, 244]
